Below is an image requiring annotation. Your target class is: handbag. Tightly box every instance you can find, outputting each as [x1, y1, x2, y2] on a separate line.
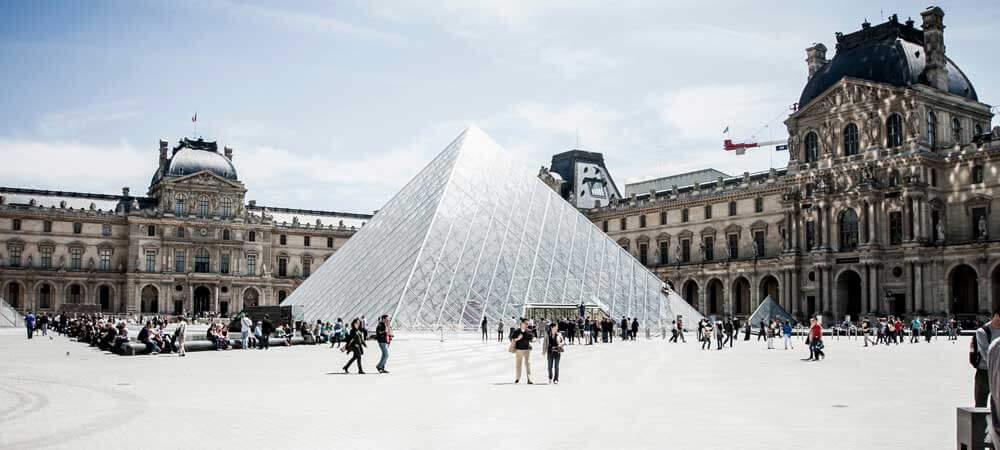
[507, 340, 516, 354]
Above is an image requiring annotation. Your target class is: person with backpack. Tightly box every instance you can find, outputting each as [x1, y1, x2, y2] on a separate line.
[973, 310, 1000, 407]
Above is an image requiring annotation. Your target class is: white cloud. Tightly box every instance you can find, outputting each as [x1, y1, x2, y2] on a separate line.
[37, 100, 142, 137]
[540, 48, 620, 79]
[0, 138, 150, 194]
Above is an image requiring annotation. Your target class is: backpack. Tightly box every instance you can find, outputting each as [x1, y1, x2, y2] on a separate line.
[971, 325, 992, 368]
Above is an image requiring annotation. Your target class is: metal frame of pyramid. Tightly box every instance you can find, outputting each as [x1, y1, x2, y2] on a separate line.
[282, 126, 702, 330]
[747, 295, 796, 327]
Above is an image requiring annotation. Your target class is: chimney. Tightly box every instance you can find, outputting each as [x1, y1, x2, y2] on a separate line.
[805, 43, 828, 79]
[122, 187, 130, 197]
[158, 140, 168, 176]
[224, 146, 233, 161]
[921, 6, 947, 91]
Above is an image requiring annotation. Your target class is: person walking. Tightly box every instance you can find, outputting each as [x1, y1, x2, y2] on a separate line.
[701, 321, 712, 350]
[715, 321, 724, 350]
[766, 321, 776, 350]
[375, 315, 392, 373]
[240, 313, 252, 350]
[174, 318, 187, 357]
[481, 317, 488, 342]
[24, 311, 36, 340]
[511, 319, 534, 384]
[331, 318, 344, 348]
[757, 320, 766, 341]
[342, 318, 367, 374]
[496, 319, 504, 343]
[911, 317, 921, 344]
[723, 318, 734, 348]
[631, 318, 639, 341]
[542, 322, 564, 384]
[260, 315, 273, 350]
[810, 318, 825, 361]
[973, 310, 1000, 407]
[676, 318, 686, 343]
[782, 320, 794, 350]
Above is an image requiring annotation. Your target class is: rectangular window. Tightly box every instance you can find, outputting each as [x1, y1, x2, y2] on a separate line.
[246, 254, 257, 276]
[248, 230, 256, 242]
[176, 227, 185, 238]
[303, 258, 311, 277]
[147, 225, 155, 237]
[931, 169, 938, 187]
[220, 253, 230, 274]
[638, 243, 648, 265]
[145, 251, 156, 272]
[278, 257, 288, 277]
[70, 248, 82, 270]
[659, 211, 667, 225]
[99, 248, 111, 271]
[704, 236, 714, 261]
[889, 211, 903, 245]
[73, 222, 82, 234]
[304, 236, 311, 247]
[806, 221, 816, 250]
[681, 239, 691, 263]
[43, 221, 52, 232]
[619, 217, 626, 231]
[704, 205, 712, 220]
[755, 197, 764, 213]
[197, 197, 210, 217]
[973, 165, 985, 184]
[38, 285, 50, 309]
[41, 247, 52, 268]
[9, 247, 21, 267]
[659, 241, 669, 264]
[280, 234, 287, 245]
[681, 208, 689, 223]
[175, 198, 186, 216]
[327, 237, 334, 248]
[729, 201, 737, 217]
[728, 234, 739, 259]
[639, 215, 646, 228]
[12, 219, 20, 231]
[754, 231, 765, 257]
[175, 250, 185, 273]
[195, 252, 210, 273]
[102, 224, 111, 237]
[602, 221, 608, 233]
[620, 242, 629, 252]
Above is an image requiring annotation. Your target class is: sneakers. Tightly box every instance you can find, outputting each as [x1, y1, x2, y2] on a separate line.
[526, 379, 533, 385]
[515, 379, 519, 384]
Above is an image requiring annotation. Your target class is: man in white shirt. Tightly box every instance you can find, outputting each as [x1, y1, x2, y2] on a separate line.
[240, 314, 253, 350]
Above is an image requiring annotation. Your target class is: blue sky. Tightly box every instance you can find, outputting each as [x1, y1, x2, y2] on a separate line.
[2, 0, 998, 213]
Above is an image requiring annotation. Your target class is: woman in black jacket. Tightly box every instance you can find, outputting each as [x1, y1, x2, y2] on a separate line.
[342, 318, 367, 374]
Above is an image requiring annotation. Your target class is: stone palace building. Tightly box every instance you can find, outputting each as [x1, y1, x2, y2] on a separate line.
[0, 138, 370, 316]
[556, 8, 1000, 323]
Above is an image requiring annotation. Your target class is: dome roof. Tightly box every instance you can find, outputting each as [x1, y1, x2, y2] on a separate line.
[152, 138, 238, 184]
[798, 18, 977, 109]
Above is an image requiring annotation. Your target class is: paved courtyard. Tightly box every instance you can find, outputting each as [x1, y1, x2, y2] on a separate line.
[0, 329, 971, 449]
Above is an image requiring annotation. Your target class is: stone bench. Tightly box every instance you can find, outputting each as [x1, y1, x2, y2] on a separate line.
[956, 406, 992, 450]
[118, 336, 307, 356]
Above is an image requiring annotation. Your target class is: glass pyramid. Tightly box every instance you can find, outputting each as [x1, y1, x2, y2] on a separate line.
[283, 126, 703, 330]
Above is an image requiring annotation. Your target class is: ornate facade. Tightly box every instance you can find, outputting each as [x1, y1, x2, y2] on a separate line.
[579, 8, 1000, 323]
[0, 138, 371, 316]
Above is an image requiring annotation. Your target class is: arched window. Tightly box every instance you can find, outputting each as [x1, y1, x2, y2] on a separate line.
[194, 248, 210, 273]
[886, 114, 903, 148]
[219, 197, 233, 218]
[952, 117, 963, 144]
[197, 195, 210, 217]
[222, 229, 230, 240]
[926, 111, 937, 148]
[174, 194, 186, 216]
[839, 209, 859, 251]
[843, 123, 859, 156]
[975, 123, 984, 136]
[67, 284, 82, 304]
[804, 132, 818, 162]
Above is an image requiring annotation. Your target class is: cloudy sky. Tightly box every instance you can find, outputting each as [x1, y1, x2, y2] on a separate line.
[2, 0, 998, 213]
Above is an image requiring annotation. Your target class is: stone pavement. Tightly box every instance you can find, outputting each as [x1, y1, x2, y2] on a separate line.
[0, 330, 971, 449]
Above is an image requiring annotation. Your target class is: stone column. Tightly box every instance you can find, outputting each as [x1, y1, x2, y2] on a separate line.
[827, 267, 838, 318]
[794, 209, 802, 251]
[791, 269, 800, 314]
[914, 262, 924, 312]
[815, 206, 824, 249]
[816, 267, 824, 313]
[825, 205, 833, 250]
[214, 285, 220, 313]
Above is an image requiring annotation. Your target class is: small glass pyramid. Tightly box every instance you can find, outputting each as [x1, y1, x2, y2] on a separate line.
[283, 126, 702, 330]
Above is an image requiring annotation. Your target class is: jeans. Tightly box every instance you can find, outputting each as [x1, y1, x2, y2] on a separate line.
[783, 335, 793, 349]
[144, 341, 161, 354]
[547, 352, 561, 382]
[241, 331, 250, 349]
[376, 342, 389, 371]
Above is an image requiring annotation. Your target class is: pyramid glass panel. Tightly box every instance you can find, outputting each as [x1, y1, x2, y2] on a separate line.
[283, 126, 703, 329]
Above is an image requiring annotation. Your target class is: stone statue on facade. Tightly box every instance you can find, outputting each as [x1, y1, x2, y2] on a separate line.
[979, 216, 988, 240]
[936, 220, 945, 243]
[788, 134, 800, 160]
[25, 255, 33, 268]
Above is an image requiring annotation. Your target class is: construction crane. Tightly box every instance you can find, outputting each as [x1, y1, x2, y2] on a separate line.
[723, 139, 788, 155]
